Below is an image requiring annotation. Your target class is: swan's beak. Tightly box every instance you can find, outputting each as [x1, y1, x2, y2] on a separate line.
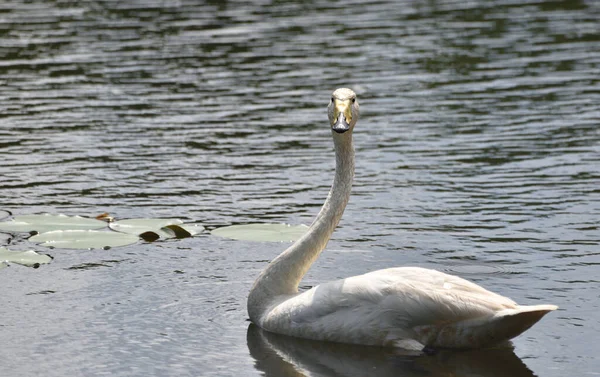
[332, 113, 350, 133]
[332, 99, 352, 134]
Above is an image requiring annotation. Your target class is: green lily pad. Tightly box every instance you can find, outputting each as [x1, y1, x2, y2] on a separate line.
[0, 214, 106, 234]
[29, 230, 139, 250]
[0, 210, 9, 221]
[0, 233, 11, 246]
[211, 223, 309, 242]
[109, 219, 204, 240]
[0, 247, 53, 268]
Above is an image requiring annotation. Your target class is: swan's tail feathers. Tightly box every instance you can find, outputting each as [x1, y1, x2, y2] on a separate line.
[417, 304, 558, 349]
[491, 304, 558, 340]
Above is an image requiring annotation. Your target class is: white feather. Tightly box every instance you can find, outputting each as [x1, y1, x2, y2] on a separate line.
[247, 88, 557, 349]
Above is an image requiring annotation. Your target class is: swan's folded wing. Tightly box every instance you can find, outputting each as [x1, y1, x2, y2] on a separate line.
[367, 267, 519, 325]
[262, 267, 522, 346]
[292, 267, 517, 323]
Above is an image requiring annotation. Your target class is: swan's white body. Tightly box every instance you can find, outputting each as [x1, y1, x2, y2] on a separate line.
[247, 88, 557, 349]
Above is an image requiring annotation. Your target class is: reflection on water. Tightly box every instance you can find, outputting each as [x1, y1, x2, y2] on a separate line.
[247, 324, 536, 377]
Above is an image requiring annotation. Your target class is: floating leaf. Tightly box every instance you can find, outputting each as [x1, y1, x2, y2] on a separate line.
[211, 223, 309, 242]
[0, 247, 52, 268]
[0, 214, 106, 234]
[29, 230, 139, 250]
[109, 219, 204, 240]
[167, 223, 205, 238]
[0, 233, 11, 246]
[109, 218, 182, 238]
[95, 212, 114, 222]
[163, 224, 191, 238]
[139, 231, 160, 242]
[0, 210, 10, 221]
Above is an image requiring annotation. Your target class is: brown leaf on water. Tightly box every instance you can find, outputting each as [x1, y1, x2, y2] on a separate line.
[163, 224, 193, 239]
[139, 231, 160, 242]
[95, 213, 114, 222]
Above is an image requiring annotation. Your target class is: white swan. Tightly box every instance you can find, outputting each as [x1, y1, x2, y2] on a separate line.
[247, 88, 557, 349]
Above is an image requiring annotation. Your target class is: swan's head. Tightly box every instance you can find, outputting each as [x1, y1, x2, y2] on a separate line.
[328, 88, 359, 134]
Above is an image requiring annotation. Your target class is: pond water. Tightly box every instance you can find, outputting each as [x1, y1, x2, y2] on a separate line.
[1, 0, 599, 376]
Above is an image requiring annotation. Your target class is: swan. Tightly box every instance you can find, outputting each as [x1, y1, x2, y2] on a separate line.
[247, 88, 557, 350]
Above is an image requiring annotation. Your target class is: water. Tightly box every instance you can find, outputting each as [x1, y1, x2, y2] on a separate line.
[1, 0, 599, 375]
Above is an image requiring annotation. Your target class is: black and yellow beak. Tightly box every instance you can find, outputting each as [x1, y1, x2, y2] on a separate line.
[332, 99, 352, 133]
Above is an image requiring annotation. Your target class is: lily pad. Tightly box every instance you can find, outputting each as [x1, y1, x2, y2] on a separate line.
[0, 233, 11, 246]
[0, 214, 106, 234]
[169, 223, 205, 237]
[29, 230, 139, 250]
[109, 219, 204, 240]
[211, 223, 309, 242]
[0, 247, 52, 268]
[0, 210, 9, 221]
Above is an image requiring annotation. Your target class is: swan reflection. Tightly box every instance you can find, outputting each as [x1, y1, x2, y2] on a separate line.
[247, 324, 537, 377]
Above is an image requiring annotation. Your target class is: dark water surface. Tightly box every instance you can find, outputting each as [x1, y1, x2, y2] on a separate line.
[1, 0, 599, 376]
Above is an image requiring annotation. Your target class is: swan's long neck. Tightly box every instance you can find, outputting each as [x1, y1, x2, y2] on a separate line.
[248, 132, 354, 321]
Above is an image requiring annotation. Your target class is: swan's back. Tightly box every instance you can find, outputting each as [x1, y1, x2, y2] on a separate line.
[248, 88, 556, 349]
[259, 267, 556, 349]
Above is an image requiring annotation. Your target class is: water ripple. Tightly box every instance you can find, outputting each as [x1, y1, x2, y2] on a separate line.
[1, 0, 599, 376]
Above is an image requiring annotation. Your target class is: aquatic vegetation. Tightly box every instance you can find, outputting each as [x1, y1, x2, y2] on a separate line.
[0, 247, 52, 268]
[211, 223, 308, 242]
[0, 211, 307, 272]
[109, 218, 204, 240]
[0, 214, 106, 234]
[29, 229, 140, 250]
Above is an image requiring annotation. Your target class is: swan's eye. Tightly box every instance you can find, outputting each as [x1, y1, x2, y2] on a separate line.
[331, 97, 335, 103]
[351, 98, 356, 103]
